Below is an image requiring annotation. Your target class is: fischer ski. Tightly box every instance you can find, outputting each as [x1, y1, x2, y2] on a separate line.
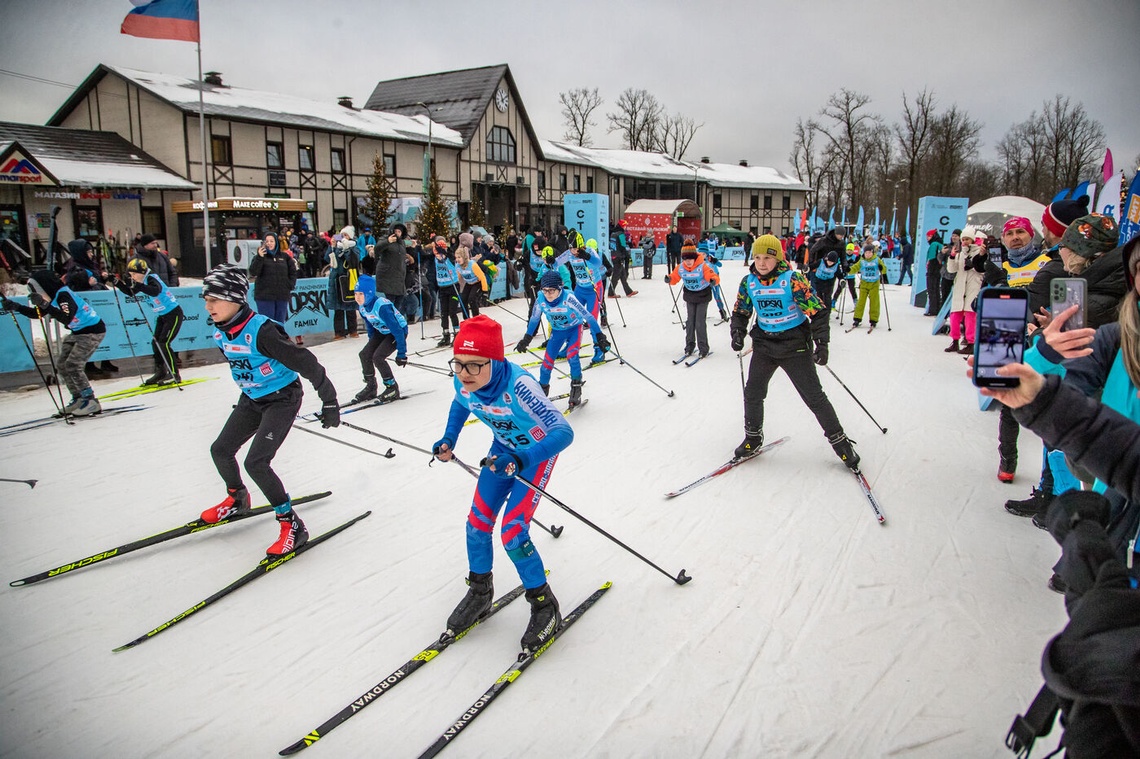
[685, 351, 711, 367]
[277, 582, 530, 755]
[113, 510, 371, 652]
[98, 377, 211, 400]
[416, 582, 612, 759]
[852, 469, 886, 524]
[9, 491, 333, 587]
[665, 436, 790, 498]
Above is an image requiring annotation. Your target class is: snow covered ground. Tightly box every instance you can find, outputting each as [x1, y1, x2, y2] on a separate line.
[0, 276, 1068, 758]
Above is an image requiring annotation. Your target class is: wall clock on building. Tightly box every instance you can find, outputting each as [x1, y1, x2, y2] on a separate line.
[494, 87, 508, 112]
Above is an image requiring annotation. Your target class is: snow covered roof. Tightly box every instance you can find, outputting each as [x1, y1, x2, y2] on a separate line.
[0, 122, 196, 189]
[540, 140, 809, 191]
[52, 65, 464, 148]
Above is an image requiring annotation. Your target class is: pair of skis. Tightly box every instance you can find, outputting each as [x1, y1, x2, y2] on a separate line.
[843, 323, 877, 334]
[0, 403, 149, 437]
[278, 582, 612, 757]
[672, 351, 711, 367]
[297, 391, 431, 423]
[97, 376, 211, 401]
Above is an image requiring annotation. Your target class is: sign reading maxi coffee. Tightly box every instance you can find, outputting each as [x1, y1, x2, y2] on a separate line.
[171, 196, 314, 277]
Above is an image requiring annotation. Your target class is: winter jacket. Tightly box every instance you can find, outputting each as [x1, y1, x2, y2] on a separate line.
[327, 227, 360, 311]
[945, 242, 986, 313]
[808, 229, 846, 270]
[1079, 245, 1127, 329]
[373, 236, 407, 298]
[135, 244, 179, 286]
[668, 253, 720, 304]
[665, 232, 684, 255]
[248, 234, 298, 301]
[985, 244, 1059, 317]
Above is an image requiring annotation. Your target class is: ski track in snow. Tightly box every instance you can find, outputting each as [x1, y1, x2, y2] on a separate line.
[0, 283, 1067, 758]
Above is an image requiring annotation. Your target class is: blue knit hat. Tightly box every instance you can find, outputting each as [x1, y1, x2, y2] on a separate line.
[539, 271, 563, 290]
[354, 274, 377, 305]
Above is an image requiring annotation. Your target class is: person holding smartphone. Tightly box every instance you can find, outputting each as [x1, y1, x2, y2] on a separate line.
[1052, 214, 1127, 328]
[943, 228, 987, 354]
[248, 232, 298, 334]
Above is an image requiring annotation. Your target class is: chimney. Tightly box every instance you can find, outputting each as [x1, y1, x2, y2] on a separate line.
[739, 159, 749, 167]
[337, 96, 354, 109]
[700, 156, 710, 164]
[203, 71, 224, 86]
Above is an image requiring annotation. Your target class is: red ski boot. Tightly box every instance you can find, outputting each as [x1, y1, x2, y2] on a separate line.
[267, 510, 308, 557]
[200, 487, 251, 524]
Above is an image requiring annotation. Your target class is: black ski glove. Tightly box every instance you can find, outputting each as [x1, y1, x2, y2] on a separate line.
[318, 400, 341, 428]
[730, 326, 745, 353]
[515, 334, 533, 353]
[663, 274, 670, 283]
[0, 296, 15, 311]
[395, 354, 407, 367]
[594, 332, 611, 353]
[813, 342, 829, 366]
[481, 452, 522, 478]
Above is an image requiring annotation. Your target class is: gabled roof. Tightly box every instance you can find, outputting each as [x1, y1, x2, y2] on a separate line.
[365, 64, 541, 151]
[0, 121, 196, 189]
[48, 65, 463, 148]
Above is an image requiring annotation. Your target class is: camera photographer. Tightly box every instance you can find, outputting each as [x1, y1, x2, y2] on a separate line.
[373, 223, 408, 305]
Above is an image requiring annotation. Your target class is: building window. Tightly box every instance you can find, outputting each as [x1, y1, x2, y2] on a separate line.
[266, 141, 283, 168]
[559, 173, 567, 191]
[750, 193, 759, 210]
[383, 154, 396, 176]
[330, 148, 345, 174]
[713, 193, 722, 209]
[74, 207, 103, 240]
[299, 144, 314, 171]
[763, 194, 773, 210]
[333, 209, 347, 231]
[537, 171, 546, 190]
[486, 126, 516, 164]
[782, 194, 791, 210]
[141, 208, 165, 240]
[573, 175, 581, 192]
[586, 176, 594, 193]
[211, 135, 232, 166]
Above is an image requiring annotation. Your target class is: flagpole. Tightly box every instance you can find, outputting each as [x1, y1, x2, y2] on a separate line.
[197, 38, 211, 268]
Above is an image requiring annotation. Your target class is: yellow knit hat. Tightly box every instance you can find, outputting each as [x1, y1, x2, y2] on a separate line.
[751, 234, 785, 261]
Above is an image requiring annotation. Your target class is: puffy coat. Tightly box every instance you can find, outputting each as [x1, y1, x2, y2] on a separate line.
[946, 242, 986, 313]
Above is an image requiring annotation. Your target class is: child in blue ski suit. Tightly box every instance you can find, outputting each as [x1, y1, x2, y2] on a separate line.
[810, 250, 840, 315]
[352, 274, 408, 403]
[432, 315, 573, 652]
[515, 271, 610, 406]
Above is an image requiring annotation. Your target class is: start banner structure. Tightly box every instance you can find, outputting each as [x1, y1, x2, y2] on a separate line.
[563, 194, 611, 257]
[911, 196, 968, 307]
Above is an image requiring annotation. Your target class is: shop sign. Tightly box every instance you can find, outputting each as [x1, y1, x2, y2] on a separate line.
[0, 150, 54, 185]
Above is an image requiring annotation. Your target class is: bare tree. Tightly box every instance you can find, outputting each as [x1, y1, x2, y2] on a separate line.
[559, 87, 603, 147]
[814, 88, 883, 210]
[606, 88, 664, 151]
[925, 105, 982, 195]
[894, 89, 936, 215]
[1040, 94, 1105, 191]
[659, 112, 702, 160]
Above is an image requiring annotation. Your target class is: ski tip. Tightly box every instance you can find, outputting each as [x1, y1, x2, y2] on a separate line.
[9, 579, 26, 587]
[111, 641, 140, 653]
[878, 516, 887, 525]
[674, 570, 692, 585]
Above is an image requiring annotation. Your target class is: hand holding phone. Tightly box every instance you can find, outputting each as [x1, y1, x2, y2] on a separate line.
[972, 288, 1030, 388]
[1050, 278, 1087, 332]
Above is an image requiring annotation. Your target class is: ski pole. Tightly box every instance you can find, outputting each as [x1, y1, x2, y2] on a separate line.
[443, 456, 562, 538]
[667, 282, 685, 331]
[453, 454, 690, 585]
[109, 288, 147, 385]
[336, 421, 563, 538]
[403, 359, 453, 377]
[451, 283, 470, 320]
[5, 307, 65, 418]
[490, 299, 529, 324]
[0, 477, 37, 488]
[36, 311, 73, 423]
[291, 422, 395, 458]
[132, 294, 182, 390]
[824, 365, 888, 434]
[604, 323, 675, 397]
[835, 282, 846, 325]
[609, 288, 627, 327]
[880, 280, 892, 331]
[737, 349, 748, 400]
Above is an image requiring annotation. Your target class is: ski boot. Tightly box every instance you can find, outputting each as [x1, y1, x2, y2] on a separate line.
[201, 487, 251, 524]
[829, 432, 860, 470]
[71, 389, 101, 417]
[568, 378, 584, 407]
[521, 583, 562, 653]
[998, 455, 1016, 483]
[267, 506, 307, 557]
[143, 370, 174, 386]
[378, 379, 400, 403]
[352, 375, 378, 403]
[540, 384, 550, 397]
[447, 571, 494, 633]
[1005, 487, 1052, 518]
[62, 395, 85, 414]
[437, 332, 451, 348]
[734, 429, 763, 459]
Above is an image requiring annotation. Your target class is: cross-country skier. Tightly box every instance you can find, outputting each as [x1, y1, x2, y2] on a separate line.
[198, 264, 341, 557]
[729, 235, 859, 467]
[2, 270, 105, 415]
[351, 274, 407, 403]
[668, 240, 720, 358]
[431, 315, 574, 652]
[849, 243, 887, 330]
[112, 257, 184, 385]
[514, 271, 610, 406]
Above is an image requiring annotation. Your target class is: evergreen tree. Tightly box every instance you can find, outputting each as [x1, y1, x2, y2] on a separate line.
[418, 166, 453, 242]
[365, 153, 393, 231]
[468, 190, 487, 229]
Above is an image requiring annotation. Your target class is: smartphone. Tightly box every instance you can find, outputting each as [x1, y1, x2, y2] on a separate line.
[973, 288, 1030, 388]
[988, 247, 1003, 265]
[1050, 277, 1087, 332]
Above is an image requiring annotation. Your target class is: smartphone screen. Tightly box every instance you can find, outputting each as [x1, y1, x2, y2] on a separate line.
[988, 247, 1003, 265]
[973, 289, 1029, 388]
[1050, 278, 1087, 332]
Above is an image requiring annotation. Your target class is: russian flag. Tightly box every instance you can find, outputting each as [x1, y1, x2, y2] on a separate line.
[121, 0, 199, 43]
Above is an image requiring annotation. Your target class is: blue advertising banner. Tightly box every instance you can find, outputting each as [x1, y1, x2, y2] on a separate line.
[910, 196, 968, 306]
[0, 301, 37, 372]
[563, 194, 610, 258]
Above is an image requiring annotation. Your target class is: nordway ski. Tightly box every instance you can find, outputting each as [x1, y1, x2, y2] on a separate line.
[277, 582, 530, 755]
[665, 436, 790, 498]
[98, 376, 211, 400]
[685, 351, 711, 367]
[113, 510, 371, 652]
[9, 491, 333, 587]
[416, 582, 613, 758]
[852, 469, 886, 524]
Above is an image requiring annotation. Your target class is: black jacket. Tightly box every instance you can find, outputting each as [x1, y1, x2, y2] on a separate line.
[808, 229, 846, 270]
[135, 245, 179, 286]
[373, 237, 407, 298]
[248, 235, 298, 301]
[665, 232, 683, 254]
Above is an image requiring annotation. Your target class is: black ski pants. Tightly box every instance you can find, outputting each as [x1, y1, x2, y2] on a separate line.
[684, 298, 710, 355]
[609, 257, 633, 296]
[210, 381, 302, 507]
[924, 260, 942, 315]
[333, 309, 357, 337]
[642, 249, 654, 279]
[743, 336, 842, 439]
[439, 286, 462, 334]
[152, 306, 183, 376]
[810, 277, 836, 318]
[998, 401, 1019, 471]
[359, 332, 397, 381]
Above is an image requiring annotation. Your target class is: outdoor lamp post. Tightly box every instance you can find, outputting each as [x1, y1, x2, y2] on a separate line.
[891, 179, 909, 234]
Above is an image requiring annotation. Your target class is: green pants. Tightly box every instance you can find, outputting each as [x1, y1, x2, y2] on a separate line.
[854, 280, 880, 323]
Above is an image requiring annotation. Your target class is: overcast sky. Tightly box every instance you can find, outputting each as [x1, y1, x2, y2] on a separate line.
[1, 0, 1138, 180]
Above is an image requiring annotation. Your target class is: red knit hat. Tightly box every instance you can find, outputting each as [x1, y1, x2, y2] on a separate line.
[453, 315, 505, 361]
[1041, 195, 1091, 238]
[926, 229, 938, 241]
